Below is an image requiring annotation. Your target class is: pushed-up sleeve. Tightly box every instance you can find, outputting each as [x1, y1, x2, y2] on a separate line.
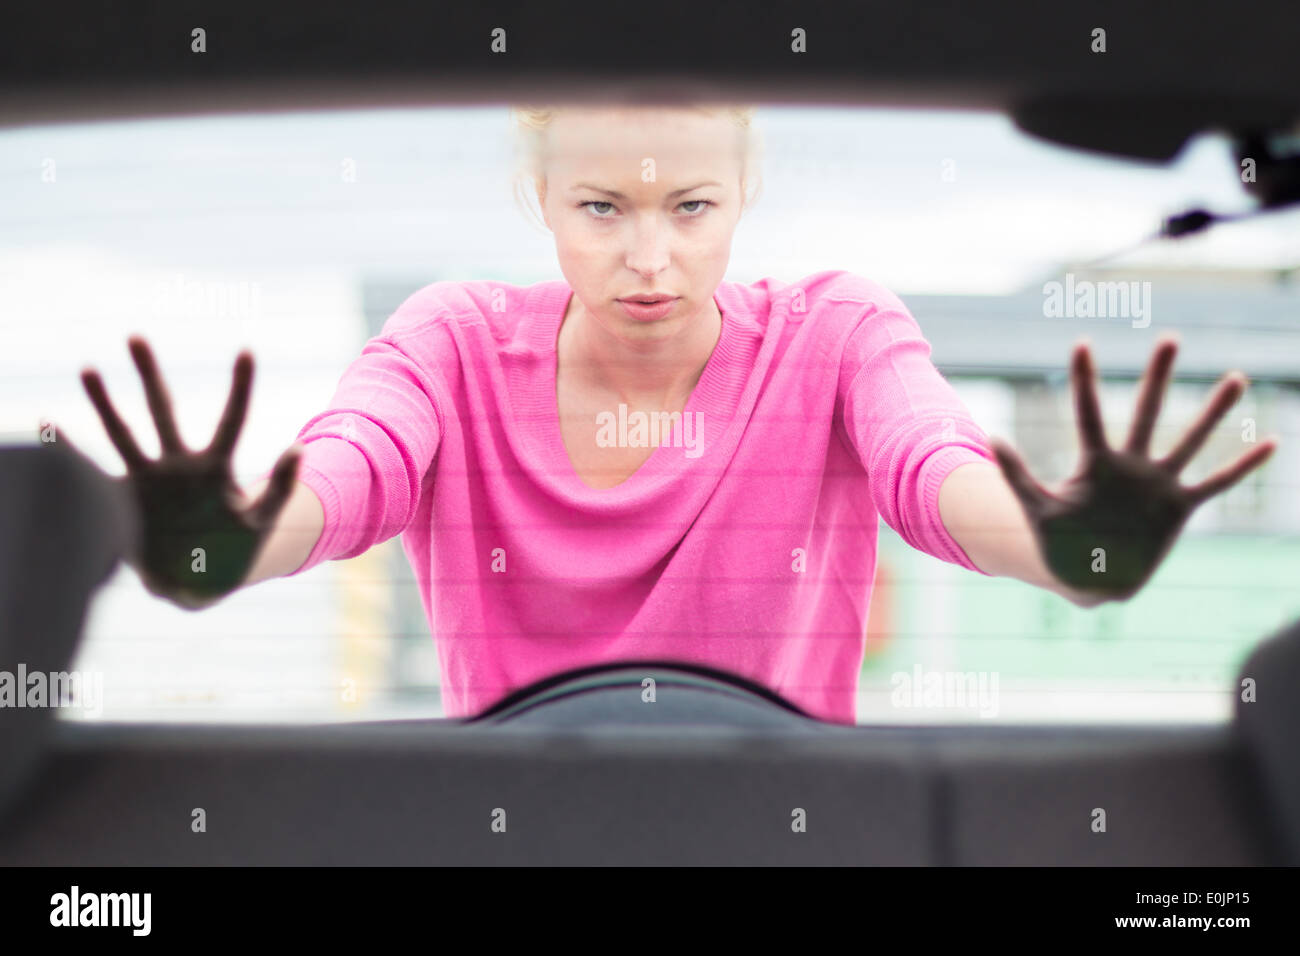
[837, 299, 996, 574]
[280, 332, 446, 575]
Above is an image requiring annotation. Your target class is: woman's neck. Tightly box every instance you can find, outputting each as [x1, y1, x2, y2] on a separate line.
[559, 294, 722, 408]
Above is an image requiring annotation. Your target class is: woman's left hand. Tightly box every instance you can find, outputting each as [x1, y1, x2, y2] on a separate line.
[988, 334, 1278, 603]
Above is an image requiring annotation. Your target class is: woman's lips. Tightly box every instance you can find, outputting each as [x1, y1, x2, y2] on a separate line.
[617, 297, 679, 320]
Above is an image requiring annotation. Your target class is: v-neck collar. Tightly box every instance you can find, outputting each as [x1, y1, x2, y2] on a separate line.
[518, 279, 748, 502]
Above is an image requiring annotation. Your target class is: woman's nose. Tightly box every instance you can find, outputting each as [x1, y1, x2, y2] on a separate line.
[624, 218, 671, 275]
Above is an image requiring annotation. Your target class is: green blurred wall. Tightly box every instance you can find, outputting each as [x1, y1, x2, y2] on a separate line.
[865, 530, 1300, 685]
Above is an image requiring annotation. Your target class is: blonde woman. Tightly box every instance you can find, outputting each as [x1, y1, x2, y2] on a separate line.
[76, 103, 1277, 723]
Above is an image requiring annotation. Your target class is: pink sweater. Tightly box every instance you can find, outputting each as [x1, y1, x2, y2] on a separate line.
[278, 271, 995, 723]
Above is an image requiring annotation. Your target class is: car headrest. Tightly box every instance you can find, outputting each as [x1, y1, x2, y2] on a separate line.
[0, 443, 135, 819]
[1233, 614, 1300, 864]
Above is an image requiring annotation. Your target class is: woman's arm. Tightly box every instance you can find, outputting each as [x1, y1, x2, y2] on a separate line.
[938, 460, 1106, 607]
[237, 477, 325, 586]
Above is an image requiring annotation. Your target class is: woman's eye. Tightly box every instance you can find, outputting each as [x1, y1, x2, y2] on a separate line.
[678, 200, 713, 215]
[579, 199, 714, 218]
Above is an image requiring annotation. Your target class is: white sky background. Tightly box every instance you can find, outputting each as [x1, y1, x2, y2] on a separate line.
[2, 104, 1298, 722]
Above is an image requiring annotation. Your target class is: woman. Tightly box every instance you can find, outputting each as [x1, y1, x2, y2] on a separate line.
[72, 103, 1278, 724]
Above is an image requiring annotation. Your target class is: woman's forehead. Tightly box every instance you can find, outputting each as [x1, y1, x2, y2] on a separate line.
[548, 107, 735, 143]
[543, 109, 743, 168]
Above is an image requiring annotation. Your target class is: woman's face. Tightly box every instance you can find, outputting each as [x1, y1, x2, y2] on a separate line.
[537, 106, 746, 347]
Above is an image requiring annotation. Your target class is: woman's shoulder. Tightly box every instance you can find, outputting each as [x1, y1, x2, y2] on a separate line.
[786, 270, 910, 317]
[730, 270, 913, 334]
[374, 278, 544, 346]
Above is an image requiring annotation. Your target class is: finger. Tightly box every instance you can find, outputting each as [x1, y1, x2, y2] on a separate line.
[208, 351, 254, 460]
[128, 337, 186, 455]
[81, 368, 149, 471]
[1071, 342, 1108, 453]
[1123, 334, 1179, 455]
[1183, 438, 1277, 506]
[989, 436, 1050, 516]
[249, 443, 303, 528]
[1159, 370, 1247, 474]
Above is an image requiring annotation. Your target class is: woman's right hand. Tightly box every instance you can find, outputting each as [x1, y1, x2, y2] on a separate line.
[73, 337, 303, 610]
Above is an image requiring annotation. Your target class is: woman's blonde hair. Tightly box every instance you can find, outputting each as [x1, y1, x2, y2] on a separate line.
[509, 103, 764, 233]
